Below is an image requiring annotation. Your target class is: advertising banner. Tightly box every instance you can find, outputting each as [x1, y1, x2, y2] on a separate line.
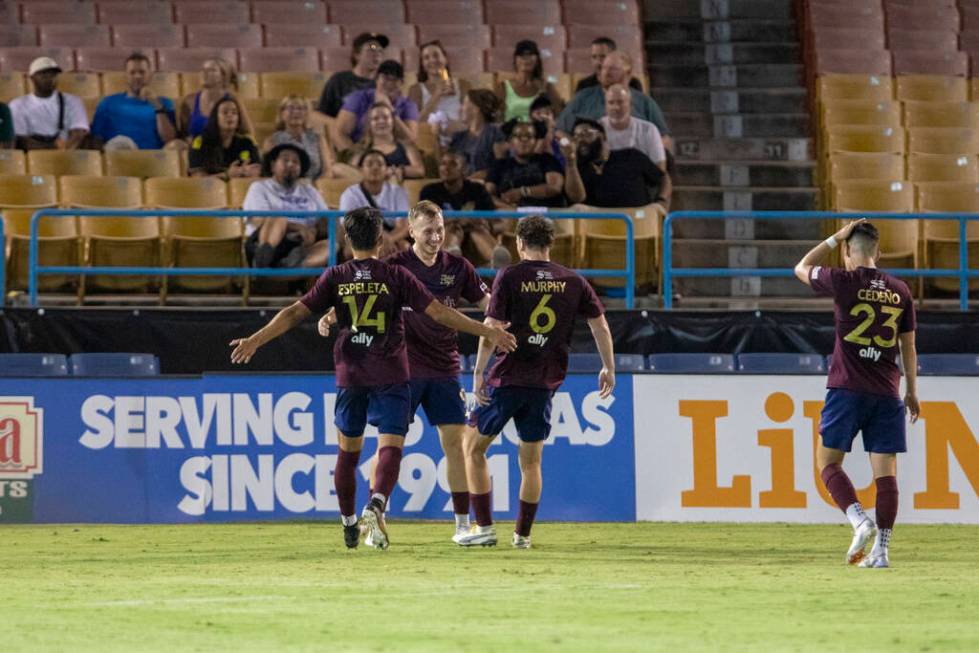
[0, 373, 634, 524]
[633, 376, 979, 523]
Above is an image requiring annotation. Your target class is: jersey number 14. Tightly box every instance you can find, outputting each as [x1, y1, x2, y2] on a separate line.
[343, 295, 386, 333]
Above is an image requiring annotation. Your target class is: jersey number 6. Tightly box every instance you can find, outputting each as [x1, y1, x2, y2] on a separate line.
[530, 294, 557, 335]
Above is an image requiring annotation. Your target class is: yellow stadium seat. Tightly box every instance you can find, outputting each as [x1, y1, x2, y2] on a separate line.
[908, 153, 979, 183]
[27, 150, 103, 177]
[903, 101, 979, 129]
[0, 149, 26, 175]
[578, 203, 662, 288]
[824, 125, 905, 154]
[252, 122, 277, 148]
[101, 71, 181, 100]
[828, 153, 905, 185]
[0, 174, 58, 207]
[104, 149, 181, 179]
[316, 177, 352, 208]
[228, 177, 262, 209]
[145, 177, 227, 209]
[817, 74, 894, 103]
[57, 72, 101, 98]
[907, 127, 979, 155]
[236, 72, 261, 100]
[241, 97, 281, 125]
[915, 182, 979, 292]
[402, 178, 438, 206]
[260, 72, 328, 100]
[82, 96, 99, 122]
[0, 72, 24, 102]
[415, 122, 437, 157]
[834, 180, 918, 273]
[896, 75, 968, 103]
[821, 100, 902, 129]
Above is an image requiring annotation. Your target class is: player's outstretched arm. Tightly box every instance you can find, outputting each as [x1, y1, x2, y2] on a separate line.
[899, 330, 920, 423]
[587, 315, 616, 398]
[230, 301, 312, 364]
[424, 300, 517, 353]
[471, 316, 504, 406]
[794, 218, 867, 286]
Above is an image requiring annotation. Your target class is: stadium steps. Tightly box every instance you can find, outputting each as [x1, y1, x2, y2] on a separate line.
[672, 216, 827, 240]
[647, 42, 801, 66]
[671, 186, 821, 211]
[643, 0, 794, 20]
[673, 136, 812, 162]
[647, 19, 797, 43]
[666, 112, 810, 138]
[675, 161, 816, 187]
[672, 239, 818, 297]
[657, 88, 808, 114]
[649, 63, 803, 88]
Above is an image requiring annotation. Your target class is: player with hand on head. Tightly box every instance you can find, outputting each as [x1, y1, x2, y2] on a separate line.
[230, 207, 516, 550]
[795, 219, 919, 568]
[457, 215, 615, 549]
[318, 200, 491, 544]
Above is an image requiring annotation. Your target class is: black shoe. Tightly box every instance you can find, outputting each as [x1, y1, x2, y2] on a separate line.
[343, 522, 360, 549]
[253, 243, 276, 269]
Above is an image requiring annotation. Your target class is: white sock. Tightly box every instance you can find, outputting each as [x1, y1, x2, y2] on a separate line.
[341, 514, 357, 526]
[371, 492, 387, 508]
[455, 514, 470, 530]
[845, 503, 868, 529]
[872, 528, 892, 555]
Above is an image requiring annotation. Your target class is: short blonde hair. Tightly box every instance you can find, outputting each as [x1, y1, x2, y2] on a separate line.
[274, 94, 312, 131]
[409, 200, 442, 222]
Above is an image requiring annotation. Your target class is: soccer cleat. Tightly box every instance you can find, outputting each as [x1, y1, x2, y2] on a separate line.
[360, 498, 389, 550]
[343, 522, 360, 549]
[455, 524, 497, 547]
[858, 551, 890, 568]
[512, 533, 532, 549]
[451, 523, 472, 545]
[846, 518, 877, 565]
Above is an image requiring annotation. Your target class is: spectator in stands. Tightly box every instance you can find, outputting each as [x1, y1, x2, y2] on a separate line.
[556, 52, 670, 150]
[599, 84, 666, 170]
[317, 32, 388, 120]
[243, 143, 329, 269]
[529, 95, 565, 170]
[420, 150, 499, 264]
[445, 89, 506, 179]
[91, 52, 176, 150]
[339, 149, 410, 256]
[263, 95, 338, 181]
[408, 40, 470, 136]
[333, 60, 419, 156]
[495, 40, 565, 122]
[353, 103, 424, 180]
[188, 96, 261, 180]
[486, 118, 565, 209]
[10, 57, 89, 150]
[0, 102, 13, 148]
[177, 58, 252, 141]
[562, 118, 670, 211]
[575, 37, 643, 94]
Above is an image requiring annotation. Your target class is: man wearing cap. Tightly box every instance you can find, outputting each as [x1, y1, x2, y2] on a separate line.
[10, 56, 89, 150]
[243, 142, 330, 270]
[333, 59, 419, 152]
[90, 52, 176, 150]
[316, 32, 388, 121]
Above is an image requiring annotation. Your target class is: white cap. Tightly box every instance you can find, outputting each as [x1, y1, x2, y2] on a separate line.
[28, 56, 61, 77]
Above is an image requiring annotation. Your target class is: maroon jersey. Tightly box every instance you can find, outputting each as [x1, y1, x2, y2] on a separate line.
[486, 260, 604, 390]
[300, 257, 435, 387]
[387, 248, 489, 378]
[810, 265, 916, 397]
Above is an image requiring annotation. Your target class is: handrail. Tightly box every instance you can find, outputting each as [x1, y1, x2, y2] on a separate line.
[662, 211, 978, 312]
[29, 209, 635, 307]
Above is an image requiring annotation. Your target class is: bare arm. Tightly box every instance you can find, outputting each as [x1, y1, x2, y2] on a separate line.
[401, 141, 425, 178]
[587, 314, 616, 398]
[332, 109, 357, 152]
[472, 315, 505, 406]
[794, 218, 866, 286]
[65, 128, 88, 150]
[899, 330, 920, 423]
[424, 300, 516, 352]
[561, 142, 585, 204]
[393, 117, 418, 143]
[229, 301, 312, 364]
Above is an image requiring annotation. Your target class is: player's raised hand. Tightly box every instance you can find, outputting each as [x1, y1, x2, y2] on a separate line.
[317, 308, 337, 337]
[598, 367, 615, 399]
[487, 322, 517, 352]
[229, 337, 260, 364]
[833, 218, 867, 242]
[905, 391, 920, 424]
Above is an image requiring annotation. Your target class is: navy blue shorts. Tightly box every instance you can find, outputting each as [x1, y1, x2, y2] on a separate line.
[335, 383, 411, 437]
[467, 385, 554, 442]
[820, 388, 907, 454]
[409, 377, 467, 426]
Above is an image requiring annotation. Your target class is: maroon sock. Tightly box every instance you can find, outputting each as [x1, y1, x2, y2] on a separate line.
[471, 491, 493, 527]
[875, 476, 898, 530]
[820, 463, 859, 513]
[373, 446, 403, 501]
[516, 500, 538, 537]
[451, 491, 470, 516]
[334, 449, 361, 517]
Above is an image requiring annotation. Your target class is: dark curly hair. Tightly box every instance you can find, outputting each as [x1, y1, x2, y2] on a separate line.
[466, 88, 502, 123]
[343, 207, 384, 251]
[516, 215, 555, 250]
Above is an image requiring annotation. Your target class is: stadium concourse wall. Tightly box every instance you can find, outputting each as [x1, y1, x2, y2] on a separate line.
[2, 373, 979, 525]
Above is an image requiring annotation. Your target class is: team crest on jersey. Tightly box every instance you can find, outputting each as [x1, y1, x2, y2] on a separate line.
[440, 274, 455, 286]
[870, 279, 886, 290]
[0, 397, 43, 480]
[536, 270, 553, 281]
[353, 268, 372, 281]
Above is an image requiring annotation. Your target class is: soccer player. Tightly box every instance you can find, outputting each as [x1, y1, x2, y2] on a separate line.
[318, 200, 491, 542]
[456, 215, 615, 549]
[230, 207, 516, 550]
[794, 219, 919, 568]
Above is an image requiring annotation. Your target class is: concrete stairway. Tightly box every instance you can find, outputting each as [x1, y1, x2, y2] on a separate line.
[645, 0, 824, 304]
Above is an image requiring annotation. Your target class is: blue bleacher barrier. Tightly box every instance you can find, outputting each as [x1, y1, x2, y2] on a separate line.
[647, 353, 736, 373]
[29, 209, 636, 308]
[70, 353, 160, 377]
[663, 211, 979, 312]
[0, 353, 68, 377]
[615, 354, 646, 372]
[569, 353, 603, 372]
[737, 352, 826, 374]
[917, 354, 979, 376]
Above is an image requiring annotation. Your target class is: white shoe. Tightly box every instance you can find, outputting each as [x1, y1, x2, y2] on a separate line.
[451, 523, 472, 545]
[512, 533, 531, 549]
[360, 499, 389, 550]
[455, 524, 497, 547]
[858, 550, 890, 568]
[846, 518, 877, 565]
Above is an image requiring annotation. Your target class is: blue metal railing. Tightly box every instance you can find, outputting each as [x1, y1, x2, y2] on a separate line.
[28, 209, 636, 307]
[663, 211, 979, 312]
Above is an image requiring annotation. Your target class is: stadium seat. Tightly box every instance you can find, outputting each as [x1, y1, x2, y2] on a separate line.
[97, 1, 176, 25]
[417, 24, 492, 49]
[328, 0, 407, 25]
[111, 24, 185, 49]
[69, 353, 160, 377]
[316, 177, 351, 208]
[102, 71, 181, 100]
[908, 127, 979, 155]
[821, 100, 902, 129]
[105, 150, 181, 179]
[824, 125, 905, 154]
[228, 177, 262, 209]
[252, 1, 327, 24]
[886, 29, 959, 52]
[809, 4, 884, 31]
[917, 354, 979, 376]
[27, 150, 103, 178]
[564, 0, 641, 26]
[737, 353, 826, 374]
[251, 121, 277, 147]
[320, 46, 356, 74]
[615, 354, 646, 372]
[406, 1, 484, 25]
[401, 178, 436, 206]
[75, 48, 131, 73]
[808, 28, 886, 52]
[886, 4, 961, 32]
[0, 25, 39, 48]
[156, 47, 239, 73]
[485, 0, 561, 26]
[0, 149, 26, 175]
[260, 72, 329, 102]
[833, 180, 914, 211]
[567, 25, 644, 53]
[0, 353, 68, 377]
[903, 101, 979, 129]
[263, 24, 343, 49]
[239, 48, 321, 74]
[341, 24, 416, 53]
[0, 47, 74, 74]
[424, 46, 484, 75]
[174, 1, 250, 24]
[185, 25, 263, 50]
[145, 177, 227, 210]
[812, 49, 892, 76]
[38, 25, 111, 48]
[488, 48, 562, 77]
[241, 97, 281, 125]
[647, 353, 736, 374]
[568, 353, 646, 373]
[896, 75, 968, 102]
[828, 153, 905, 187]
[578, 203, 662, 288]
[892, 51, 969, 77]
[0, 72, 25, 101]
[56, 72, 101, 97]
[908, 154, 979, 184]
[816, 74, 894, 103]
[22, 2, 97, 25]
[492, 25, 567, 52]
[915, 182, 979, 293]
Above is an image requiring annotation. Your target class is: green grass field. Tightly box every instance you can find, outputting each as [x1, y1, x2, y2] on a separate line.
[5, 522, 979, 652]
